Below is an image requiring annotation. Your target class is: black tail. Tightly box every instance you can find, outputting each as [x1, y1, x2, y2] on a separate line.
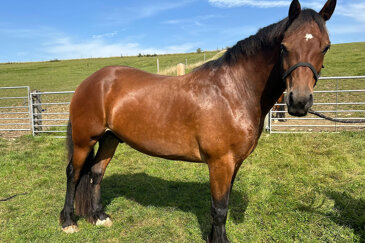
[67, 120, 95, 217]
[74, 150, 94, 217]
[66, 121, 74, 162]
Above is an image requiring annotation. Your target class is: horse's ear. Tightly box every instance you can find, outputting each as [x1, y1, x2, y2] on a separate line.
[289, 0, 301, 22]
[319, 0, 336, 21]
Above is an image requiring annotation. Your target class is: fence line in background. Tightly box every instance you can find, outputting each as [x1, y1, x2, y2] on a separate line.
[0, 76, 364, 138]
[0, 86, 31, 133]
[268, 76, 365, 133]
[29, 90, 74, 138]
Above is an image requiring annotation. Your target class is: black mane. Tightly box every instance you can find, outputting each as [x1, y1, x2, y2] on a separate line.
[197, 9, 326, 70]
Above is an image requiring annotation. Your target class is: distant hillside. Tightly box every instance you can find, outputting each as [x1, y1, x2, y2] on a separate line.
[0, 42, 364, 92]
[322, 42, 365, 76]
[0, 51, 220, 91]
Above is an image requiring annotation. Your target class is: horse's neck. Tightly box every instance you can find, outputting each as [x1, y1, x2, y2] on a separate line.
[232, 47, 285, 116]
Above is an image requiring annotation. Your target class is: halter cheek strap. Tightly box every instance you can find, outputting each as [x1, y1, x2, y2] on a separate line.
[282, 62, 321, 88]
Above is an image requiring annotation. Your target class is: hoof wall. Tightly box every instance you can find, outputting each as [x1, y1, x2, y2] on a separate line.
[62, 225, 79, 234]
[96, 217, 113, 227]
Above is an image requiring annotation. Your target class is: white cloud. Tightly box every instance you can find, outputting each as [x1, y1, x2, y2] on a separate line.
[92, 31, 118, 39]
[138, 0, 194, 18]
[302, 1, 323, 10]
[104, 0, 195, 26]
[207, 0, 328, 9]
[43, 36, 200, 60]
[208, 0, 365, 23]
[208, 0, 290, 8]
[336, 3, 365, 23]
[208, 0, 346, 11]
[162, 14, 219, 26]
[0, 24, 201, 62]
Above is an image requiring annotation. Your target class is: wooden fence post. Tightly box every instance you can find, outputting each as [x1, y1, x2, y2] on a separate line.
[157, 58, 159, 73]
[32, 90, 42, 135]
[177, 63, 185, 76]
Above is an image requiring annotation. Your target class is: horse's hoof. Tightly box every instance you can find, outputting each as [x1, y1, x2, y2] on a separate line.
[62, 225, 79, 234]
[96, 217, 112, 227]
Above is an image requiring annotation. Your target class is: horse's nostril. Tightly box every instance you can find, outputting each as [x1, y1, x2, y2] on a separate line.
[307, 93, 314, 108]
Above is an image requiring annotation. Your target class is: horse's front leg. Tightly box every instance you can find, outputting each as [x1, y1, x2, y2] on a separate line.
[207, 154, 239, 243]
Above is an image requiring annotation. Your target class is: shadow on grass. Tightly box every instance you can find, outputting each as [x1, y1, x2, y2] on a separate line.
[102, 173, 248, 240]
[298, 190, 365, 241]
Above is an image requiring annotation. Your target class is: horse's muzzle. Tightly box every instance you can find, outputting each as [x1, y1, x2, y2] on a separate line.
[286, 91, 313, 117]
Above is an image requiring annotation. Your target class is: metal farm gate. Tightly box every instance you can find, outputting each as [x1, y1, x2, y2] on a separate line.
[268, 76, 365, 133]
[30, 91, 74, 138]
[0, 86, 31, 137]
[0, 87, 73, 138]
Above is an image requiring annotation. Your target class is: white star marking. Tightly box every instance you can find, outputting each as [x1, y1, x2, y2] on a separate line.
[305, 33, 314, 41]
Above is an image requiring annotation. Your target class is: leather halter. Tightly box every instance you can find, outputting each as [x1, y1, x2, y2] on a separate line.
[282, 62, 321, 88]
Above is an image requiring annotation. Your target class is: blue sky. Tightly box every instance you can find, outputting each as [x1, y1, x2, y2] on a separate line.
[1, 0, 364, 62]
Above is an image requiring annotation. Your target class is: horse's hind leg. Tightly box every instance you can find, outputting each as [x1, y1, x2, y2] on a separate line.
[79, 131, 120, 226]
[60, 144, 94, 233]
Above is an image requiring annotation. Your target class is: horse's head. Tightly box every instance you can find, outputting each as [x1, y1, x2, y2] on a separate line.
[282, 0, 336, 116]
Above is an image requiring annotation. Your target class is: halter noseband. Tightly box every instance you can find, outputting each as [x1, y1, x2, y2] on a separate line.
[282, 62, 321, 88]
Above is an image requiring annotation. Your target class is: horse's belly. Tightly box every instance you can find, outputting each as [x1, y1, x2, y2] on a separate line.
[109, 111, 202, 162]
[115, 129, 202, 162]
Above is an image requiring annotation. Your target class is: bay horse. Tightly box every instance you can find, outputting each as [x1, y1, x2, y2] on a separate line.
[60, 0, 336, 241]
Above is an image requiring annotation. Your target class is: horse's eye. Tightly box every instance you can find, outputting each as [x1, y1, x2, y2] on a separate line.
[322, 45, 330, 54]
[281, 44, 288, 54]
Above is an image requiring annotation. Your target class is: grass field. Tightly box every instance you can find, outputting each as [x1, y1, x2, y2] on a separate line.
[0, 132, 364, 242]
[0, 51, 220, 91]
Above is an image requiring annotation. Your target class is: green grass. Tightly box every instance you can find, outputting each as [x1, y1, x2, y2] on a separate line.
[0, 132, 364, 242]
[0, 51, 219, 91]
[321, 42, 365, 77]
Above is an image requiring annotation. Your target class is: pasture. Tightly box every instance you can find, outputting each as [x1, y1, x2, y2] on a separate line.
[0, 43, 364, 242]
[0, 51, 220, 91]
[0, 133, 364, 242]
